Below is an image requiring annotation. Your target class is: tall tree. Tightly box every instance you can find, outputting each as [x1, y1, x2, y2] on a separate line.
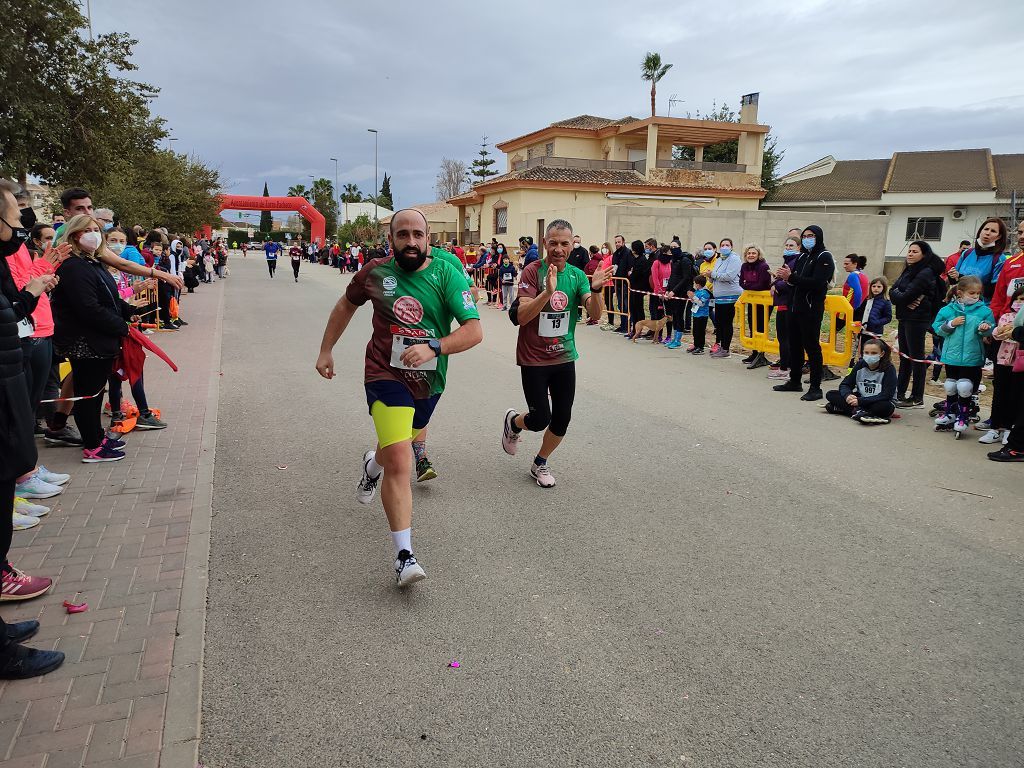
[671, 102, 786, 196]
[341, 183, 363, 203]
[309, 178, 339, 236]
[436, 158, 469, 200]
[0, 0, 167, 186]
[469, 137, 498, 182]
[259, 182, 273, 233]
[640, 52, 673, 118]
[286, 184, 310, 201]
[377, 174, 394, 211]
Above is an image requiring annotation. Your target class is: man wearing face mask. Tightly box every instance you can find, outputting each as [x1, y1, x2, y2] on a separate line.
[568, 235, 589, 271]
[315, 209, 483, 588]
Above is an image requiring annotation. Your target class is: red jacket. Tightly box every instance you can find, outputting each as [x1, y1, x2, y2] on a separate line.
[649, 259, 673, 295]
[989, 251, 1024, 320]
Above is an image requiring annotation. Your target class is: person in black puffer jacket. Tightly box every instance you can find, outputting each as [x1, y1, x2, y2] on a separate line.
[890, 240, 945, 408]
[773, 224, 835, 400]
[0, 179, 65, 678]
[51, 215, 135, 463]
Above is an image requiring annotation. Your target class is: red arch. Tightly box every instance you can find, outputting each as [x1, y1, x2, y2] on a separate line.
[212, 194, 327, 245]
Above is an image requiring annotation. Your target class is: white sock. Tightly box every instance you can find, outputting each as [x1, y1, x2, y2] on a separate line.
[391, 528, 412, 555]
[365, 451, 383, 478]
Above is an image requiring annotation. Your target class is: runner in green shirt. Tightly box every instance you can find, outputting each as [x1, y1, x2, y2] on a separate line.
[500, 219, 612, 487]
[316, 209, 483, 587]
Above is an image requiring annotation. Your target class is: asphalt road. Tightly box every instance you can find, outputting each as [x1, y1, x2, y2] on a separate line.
[201, 255, 1022, 768]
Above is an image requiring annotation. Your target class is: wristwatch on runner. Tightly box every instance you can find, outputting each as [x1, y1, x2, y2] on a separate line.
[427, 339, 441, 357]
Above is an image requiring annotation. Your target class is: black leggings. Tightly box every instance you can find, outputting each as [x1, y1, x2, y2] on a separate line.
[714, 303, 736, 348]
[108, 372, 149, 414]
[668, 298, 686, 332]
[267, 260, 277, 277]
[70, 357, 114, 449]
[787, 310, 825, 388]
[291, 260, 300, 279]
[775, 308, 790, 369]
[21, 337, 52, 412]
[692, 316, 708, 349]
[825, 390, 895, 418]
[520, 362, 576, 437]
[896, 319, 929, 401]
[629, 291, 646, 327]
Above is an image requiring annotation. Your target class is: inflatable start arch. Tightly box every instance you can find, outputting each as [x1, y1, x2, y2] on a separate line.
[206, 194, 327, 245]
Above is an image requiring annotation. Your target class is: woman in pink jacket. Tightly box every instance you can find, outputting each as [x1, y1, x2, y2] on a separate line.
[650, 244, 674, 342]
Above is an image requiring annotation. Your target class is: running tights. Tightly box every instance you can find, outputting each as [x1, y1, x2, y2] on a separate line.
[520, 362, 576, 437]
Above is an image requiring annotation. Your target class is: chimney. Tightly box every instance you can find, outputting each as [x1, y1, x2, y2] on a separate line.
[740, 92, 759, 124]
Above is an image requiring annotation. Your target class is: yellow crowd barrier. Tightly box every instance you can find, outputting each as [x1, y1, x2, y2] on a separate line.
[736, 291, 855, 364]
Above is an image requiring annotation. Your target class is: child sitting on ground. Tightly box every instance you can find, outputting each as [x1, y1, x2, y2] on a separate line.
[824, 338, 898, 424]
[686, 274, 712, 355]
[930, 275, 995, 435]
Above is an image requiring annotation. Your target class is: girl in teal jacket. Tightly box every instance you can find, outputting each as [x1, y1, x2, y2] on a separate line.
[931, 276, 995, 433]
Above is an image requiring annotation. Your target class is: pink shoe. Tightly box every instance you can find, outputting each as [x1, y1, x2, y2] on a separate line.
[710, 343, 721, 353]
[501, 409, 520, 456]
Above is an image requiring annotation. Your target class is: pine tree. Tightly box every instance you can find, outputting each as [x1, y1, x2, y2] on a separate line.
[469, 137, 498, 182]
[378, 174, 393, 211]
[259, 182, 273, 233]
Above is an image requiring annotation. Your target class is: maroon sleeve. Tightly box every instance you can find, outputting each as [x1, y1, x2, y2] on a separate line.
[345, 260, 376, 306]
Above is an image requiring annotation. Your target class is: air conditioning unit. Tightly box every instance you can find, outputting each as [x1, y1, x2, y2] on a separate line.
[952, 207, 967, 220]
[877, 208, 891, 216]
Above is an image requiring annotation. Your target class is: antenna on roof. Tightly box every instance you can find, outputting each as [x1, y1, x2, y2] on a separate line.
[668, 95, 684, 117]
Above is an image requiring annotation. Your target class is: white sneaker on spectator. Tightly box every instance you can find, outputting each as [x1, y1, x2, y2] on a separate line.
[13, 498, 49, 517]
[14, 476, 63, 499]
[978, 429, 1005, 444]
[35, 466, 69, 486]
[12, 512, 40, 531]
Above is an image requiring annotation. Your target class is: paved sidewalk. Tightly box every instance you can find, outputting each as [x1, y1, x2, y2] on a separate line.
[0, 280, 223, 768]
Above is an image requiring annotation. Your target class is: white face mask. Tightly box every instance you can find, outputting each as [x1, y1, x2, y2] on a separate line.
[107, 242, 125, 255]
[601, 248, 609, 255]
[78, 231, 102, 252]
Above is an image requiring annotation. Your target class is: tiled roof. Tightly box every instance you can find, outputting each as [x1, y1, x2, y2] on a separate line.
[993, 154, 1024, 199]
[885, 149, 993, 193]
[482, 165, 652, 187]
[548, 115, 639, 130]
[378, 202, 456, 224]
[766, 160, 890, 202]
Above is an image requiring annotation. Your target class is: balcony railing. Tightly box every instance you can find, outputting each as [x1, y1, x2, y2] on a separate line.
[656, 159, 749, 173]
[513, 156, 642, 172]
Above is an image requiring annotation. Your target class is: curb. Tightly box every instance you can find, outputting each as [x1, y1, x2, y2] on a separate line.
[160, 283, 225, 768]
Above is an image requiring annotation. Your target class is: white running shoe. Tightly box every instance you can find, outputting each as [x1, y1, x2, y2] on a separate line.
[13, 511, 40, 531]
[394, 550, 426, 587]
[978, 429, 1006, 444]
[530, 463, 556, 488]
[13, 497, 49, 517]
[14, 476, 63, 499]
[502, 409, 521, 456]
[356, 450, 382, 505]
[35, 466, 70, 486]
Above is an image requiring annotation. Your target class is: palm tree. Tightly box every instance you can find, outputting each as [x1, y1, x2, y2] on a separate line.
[287, 183, 310, 201]
[341, 183, 363, 203]
[641, 52, 673, 117]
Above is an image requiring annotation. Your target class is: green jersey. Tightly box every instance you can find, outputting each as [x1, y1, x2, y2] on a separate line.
[345, 255, 479, 398]
[431, 246, 473, 290]
[515, 260, 591, 366]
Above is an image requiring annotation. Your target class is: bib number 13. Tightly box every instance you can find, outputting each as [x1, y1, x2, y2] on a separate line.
[539, 311, 568, 338]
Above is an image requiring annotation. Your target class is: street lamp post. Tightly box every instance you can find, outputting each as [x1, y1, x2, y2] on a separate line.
[330, 156, 339, 223]
[367, 129, 379, 222]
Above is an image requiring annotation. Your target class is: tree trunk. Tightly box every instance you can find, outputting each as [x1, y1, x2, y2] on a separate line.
[17, 167, 28, 188]
[650, 84, 656, 117]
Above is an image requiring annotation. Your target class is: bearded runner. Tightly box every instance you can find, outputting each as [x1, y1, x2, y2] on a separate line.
[501, 219, 611, 488]
[316, 209, 482, 587]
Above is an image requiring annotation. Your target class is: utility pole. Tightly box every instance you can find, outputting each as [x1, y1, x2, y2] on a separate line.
[330, 157, 339, 222]
[367, 129, 379, 222]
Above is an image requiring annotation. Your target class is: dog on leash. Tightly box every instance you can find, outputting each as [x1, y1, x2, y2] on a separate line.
[632, 315, 670, 343]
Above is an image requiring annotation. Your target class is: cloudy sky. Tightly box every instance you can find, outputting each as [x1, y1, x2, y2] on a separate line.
[93, 0, 1023, 209]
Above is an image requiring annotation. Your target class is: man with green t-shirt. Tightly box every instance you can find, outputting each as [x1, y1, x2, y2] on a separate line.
[501, 219, 611, 487]
[408, 245, 477, 482]
[316, 209, 482, 586]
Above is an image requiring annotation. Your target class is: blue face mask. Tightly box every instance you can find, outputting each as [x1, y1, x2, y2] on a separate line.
[802, 237, 816, 250]
[102, 222, 113, 232]
[644, 249, 652, 255]
[862, 353, 881, 366]
[783, 248, 798, 256]
[702, 249, 714, 258]
[719, 246, 732, 256]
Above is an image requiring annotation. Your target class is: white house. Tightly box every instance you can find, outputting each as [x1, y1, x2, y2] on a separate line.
[762, 149, 1024, 267]
[340, 201, 393, 224]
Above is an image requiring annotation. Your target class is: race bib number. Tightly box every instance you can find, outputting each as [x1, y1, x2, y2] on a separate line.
[1010, 277, 1024, 295]
[390, 335, 437, 371]
[663, 278, 669, 288]
[502, 273, 513, 283]
[539, 311, 569, 337]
